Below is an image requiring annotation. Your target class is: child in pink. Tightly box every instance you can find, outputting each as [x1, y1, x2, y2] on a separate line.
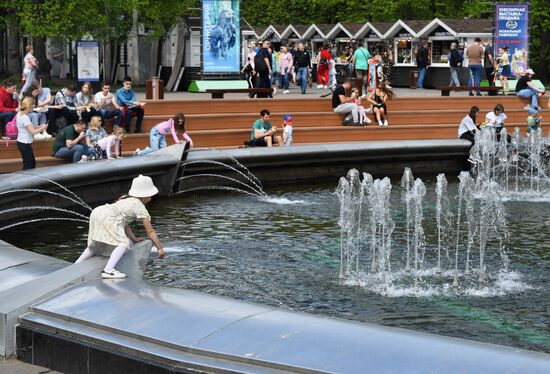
[351, 88, 372, 125]
[87, 127, 126, 161]
[135, 112, 193, 155]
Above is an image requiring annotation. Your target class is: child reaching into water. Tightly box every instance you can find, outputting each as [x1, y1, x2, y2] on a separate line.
[75, 175, 165, 279]
[135, 112, 193, 155]
[87, 127, 126, 160]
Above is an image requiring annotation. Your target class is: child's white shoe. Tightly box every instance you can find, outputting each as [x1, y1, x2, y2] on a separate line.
[133, 148, 140, 156]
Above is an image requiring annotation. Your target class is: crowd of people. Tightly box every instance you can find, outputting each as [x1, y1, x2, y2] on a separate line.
[0, 45, 194, 170]
[241, 40, 393, 97]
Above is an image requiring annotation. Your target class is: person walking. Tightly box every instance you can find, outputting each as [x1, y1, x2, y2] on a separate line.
[352, 45, 371, 90]
[75, 174, 165, 279]
[316, 45, 331, 89]
[278, 46, 293, 94]
[448, 42, 463, 87]
[21, 46, 38, 99]
[416, 41, 430, 89]
[294, 43, 311, 95]
[465, 37, 484, 96]
[254, 40, 272, 98]
[16, 97, 48, 170]
[482, 39, 495, 87]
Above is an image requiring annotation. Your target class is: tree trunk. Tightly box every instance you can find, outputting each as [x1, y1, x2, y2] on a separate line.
[33, 36, 51, 81]
[103, 41, 111, 84]
[7, 18, 20, 77]
[0, 27, 6, 74]
[149, 37, 160, 78]
[166, 21, 186, 91]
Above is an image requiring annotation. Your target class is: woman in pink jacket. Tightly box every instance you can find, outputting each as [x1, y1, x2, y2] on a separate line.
[134, 112, 193, 155]
[278, 46, 294, 94]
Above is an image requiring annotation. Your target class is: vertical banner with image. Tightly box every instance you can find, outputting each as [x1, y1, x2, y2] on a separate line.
[495, 3, 529, 76]
[202, 0, 240, 73]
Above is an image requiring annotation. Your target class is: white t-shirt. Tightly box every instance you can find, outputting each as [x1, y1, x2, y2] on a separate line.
[94, 92, 115, 108]
[23, 53, 35, 75]
[484, 111, 507, 128]
[458, 115, 477, 137]
[283, 124, 293, 146]
[16, 113, 33, 144]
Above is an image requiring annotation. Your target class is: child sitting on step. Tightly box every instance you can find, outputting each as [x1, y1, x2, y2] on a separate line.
[87, 127, 126, 161]
[527, 106, 542, 134]
[351, 88, 372, 126]
[134, 112, 193, 156]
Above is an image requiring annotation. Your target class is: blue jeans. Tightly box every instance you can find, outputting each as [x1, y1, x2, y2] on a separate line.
[296, 67, 309, 94]
[417, 68, 426, 88]
[468, 64, 482, 95]
[279, 72, 289, 90]
[98, 108, 122, 128]
[137, 127, 166, 155]
[517, 88, 539, 108]
[55, 144, 91, 163]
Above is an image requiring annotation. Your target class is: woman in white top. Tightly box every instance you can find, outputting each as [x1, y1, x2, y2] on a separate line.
[20, 46, 38, 99]
[483, 103, 510, 142]
[75, 175, 165, 279]
[16, 97, 48, 170]
[75, 81, 99, 124]
[458, 106, 479, 143]
[483, 104, 507, 130]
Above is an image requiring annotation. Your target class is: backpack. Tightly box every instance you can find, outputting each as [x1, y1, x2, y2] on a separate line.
[254, 52, 267, 73]
[5, 116, 18, 140]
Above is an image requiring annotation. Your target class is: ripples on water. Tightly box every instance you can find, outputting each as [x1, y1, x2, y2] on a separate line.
[2, 180, 549, 353]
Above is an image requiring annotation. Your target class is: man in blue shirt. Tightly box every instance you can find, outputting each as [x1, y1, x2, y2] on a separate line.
[116, 76, 146, 133]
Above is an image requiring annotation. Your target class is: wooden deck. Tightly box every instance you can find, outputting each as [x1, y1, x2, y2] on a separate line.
[0, 95, 546, 173]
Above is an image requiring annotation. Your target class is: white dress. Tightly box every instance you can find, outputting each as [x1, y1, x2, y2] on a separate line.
[87, 197, 150, 249]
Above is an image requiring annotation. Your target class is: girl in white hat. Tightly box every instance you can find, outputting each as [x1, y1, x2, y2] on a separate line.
[75, 174, 165, 279]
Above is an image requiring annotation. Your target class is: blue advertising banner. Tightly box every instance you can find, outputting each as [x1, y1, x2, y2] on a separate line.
[495, 3, 529, 76]
[202, 0, 240, 73]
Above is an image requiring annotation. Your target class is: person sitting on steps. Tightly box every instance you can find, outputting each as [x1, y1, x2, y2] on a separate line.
[247, 109, 282, 147]
[367, 81, 393, 127]
[116, 76, 145, 133]
[332, 79, 360, 126]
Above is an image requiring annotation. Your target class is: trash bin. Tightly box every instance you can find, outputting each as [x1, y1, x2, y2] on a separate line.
[145, 77, 164, 99]
[409, 70, 419, 89]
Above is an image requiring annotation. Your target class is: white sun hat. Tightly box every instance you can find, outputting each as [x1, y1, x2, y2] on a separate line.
[128, 175, 159, 198]
[525, 68, 535, 75]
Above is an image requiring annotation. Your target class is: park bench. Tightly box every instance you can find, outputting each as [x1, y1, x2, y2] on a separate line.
[439, 86, 503, 96]
[205, 88, 274, 99]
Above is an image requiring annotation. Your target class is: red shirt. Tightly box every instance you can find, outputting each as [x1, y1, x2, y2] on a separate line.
[0, 87, 18, 113]
[319, 49, 331, 65]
